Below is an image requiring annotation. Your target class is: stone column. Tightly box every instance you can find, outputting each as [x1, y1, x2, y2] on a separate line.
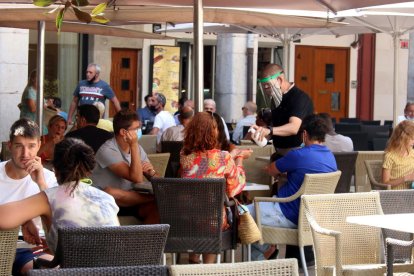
[0, 28, 29, 141]
[215, 33, 258, 123]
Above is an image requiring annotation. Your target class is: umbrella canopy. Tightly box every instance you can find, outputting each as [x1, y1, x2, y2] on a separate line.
[0, 20, 170, 39]
[0, 4, 344, 28]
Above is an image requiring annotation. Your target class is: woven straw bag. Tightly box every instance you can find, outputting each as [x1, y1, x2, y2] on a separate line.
[235, 199, 262, 244]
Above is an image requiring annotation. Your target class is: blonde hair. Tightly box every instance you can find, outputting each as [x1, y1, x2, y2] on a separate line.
[386, 120, 414, 155]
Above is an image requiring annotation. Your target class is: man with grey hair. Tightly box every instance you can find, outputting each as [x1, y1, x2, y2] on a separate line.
[232, 101, 257, 144]
[203, 99, 230, 140]
[67, 63, 121, 125]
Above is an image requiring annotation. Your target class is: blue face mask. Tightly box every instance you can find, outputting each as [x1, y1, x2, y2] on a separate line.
[137, 128, 143, 140]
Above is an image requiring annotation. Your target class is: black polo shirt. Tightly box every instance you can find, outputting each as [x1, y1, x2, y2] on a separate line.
[271, 85, 314, 149]
[66, 125, 113, 153]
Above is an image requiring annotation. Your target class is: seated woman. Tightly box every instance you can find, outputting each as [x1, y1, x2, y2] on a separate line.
[38, 115, 67, 165]
[382, 120, 414, 189]
[0, 138, 119, 270]
[180, 112, 250, 264]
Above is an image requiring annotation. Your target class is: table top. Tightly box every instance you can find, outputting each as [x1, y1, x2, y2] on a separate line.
[346, 213, 414, 234]
[243, 183, 270, 191]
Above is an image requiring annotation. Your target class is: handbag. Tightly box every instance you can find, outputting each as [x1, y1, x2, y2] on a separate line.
[234, 199, 262, 244]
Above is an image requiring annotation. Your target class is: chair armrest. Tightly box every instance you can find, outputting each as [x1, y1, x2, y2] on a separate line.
[224, 196, 236, 207]
[385, 238, 414, 276]
[255, 181, 306, 203]
[371, 181, 392, 190]
[305, 212, 345, 275]
[33, 256, 60, 269]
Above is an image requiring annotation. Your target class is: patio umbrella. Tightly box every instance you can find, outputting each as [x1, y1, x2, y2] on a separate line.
[0, 21, 171, 39]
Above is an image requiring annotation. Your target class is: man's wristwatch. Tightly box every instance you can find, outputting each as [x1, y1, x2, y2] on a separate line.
[267, 125, 273, 136]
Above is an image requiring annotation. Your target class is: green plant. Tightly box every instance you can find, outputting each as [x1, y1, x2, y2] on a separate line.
[33, 0, 112, 32]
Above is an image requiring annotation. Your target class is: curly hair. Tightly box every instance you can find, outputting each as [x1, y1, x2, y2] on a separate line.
[182, 112, 218, 155]
[386, 120, 414, 155]
[300, 114, 329, 142]
[53, 138, 96, 195]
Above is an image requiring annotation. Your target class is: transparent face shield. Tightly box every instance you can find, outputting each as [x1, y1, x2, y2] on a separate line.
[258, 71, 284, 108]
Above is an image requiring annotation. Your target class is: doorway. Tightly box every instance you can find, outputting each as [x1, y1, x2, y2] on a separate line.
[110, 48, 139, 117]
[295, 45, 350, 120]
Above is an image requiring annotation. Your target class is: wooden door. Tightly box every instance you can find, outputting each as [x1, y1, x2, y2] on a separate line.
[295, 46, 349, 121]
[110, 48, 139, 117]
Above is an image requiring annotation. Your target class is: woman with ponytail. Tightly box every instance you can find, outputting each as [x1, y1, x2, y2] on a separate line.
[0, 138, 119, 267]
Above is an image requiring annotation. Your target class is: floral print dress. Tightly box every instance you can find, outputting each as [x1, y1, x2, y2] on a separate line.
[180, 149, 246, 229]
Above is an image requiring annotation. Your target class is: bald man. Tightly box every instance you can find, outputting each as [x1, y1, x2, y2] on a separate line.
[252, 64, 313, 155]
[232, 101, 257, 144]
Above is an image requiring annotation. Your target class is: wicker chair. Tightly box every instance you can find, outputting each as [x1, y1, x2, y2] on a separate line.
[379, 190, 414, 275]
[333, 152, 358, 193]
[364, 160, 394, 190]
[170, 258, 299, 276]
[28, 265, 168, 276]
[354, 151, 384, 192]
[34, 225, 169, 268]
[151, 177, 237, 264]
[302, 192, 385, 276]
[365, 160, 411, 190]
[140, 135, 158, 154]
[161, 141, 183, 178]
[0, 228, 18, 276]
[254, 171, 341, 276]
[147, 153, 171, 177]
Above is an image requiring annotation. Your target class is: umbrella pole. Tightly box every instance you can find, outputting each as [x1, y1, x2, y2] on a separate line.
[282, 28, 290, 80]
[393, 32, 399, 127]
[36, 21, 45, 132]
[194, 0, 204, 112]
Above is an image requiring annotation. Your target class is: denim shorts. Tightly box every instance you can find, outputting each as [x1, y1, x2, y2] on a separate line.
[13, 248, 45, 275]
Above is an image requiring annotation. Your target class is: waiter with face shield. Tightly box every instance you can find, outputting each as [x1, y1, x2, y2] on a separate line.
[251, 64, 314, 156]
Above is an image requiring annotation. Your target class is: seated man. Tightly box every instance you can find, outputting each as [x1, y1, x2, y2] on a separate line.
[248, 114, 337, 260]
[1, 119, 58, 274]
[65, 104, 113, 153]
[397, 102, 414, 124]
[91, 109, 158, 224]
[158, 105, 194, 152]
[319, 113, 353, 152]
[232, 101, 257, 144]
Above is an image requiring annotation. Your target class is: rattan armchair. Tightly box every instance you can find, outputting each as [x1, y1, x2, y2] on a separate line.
[302, 192, 385, 276]
[0, 228, 18, 276]
[379, 190, 414, 275]
[147, 153, 171, 178]
[28, 265, 168, 276]
[34, 225, 169, 268]
[169, 258, 299, 276]
[333, 152, 358, 193]
[364, 159, 391, 190]
[365, 160, 411, 190]
[160, 141, 183, 178]
[151, 177, 237, 264]
[254, 171, 341, 276]
[354, 151, 384, 192]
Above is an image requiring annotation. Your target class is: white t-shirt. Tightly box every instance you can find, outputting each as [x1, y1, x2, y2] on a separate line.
[0, 161, 58, 204]
[153, 110, 176, 143]
[324, 134, 354, 153]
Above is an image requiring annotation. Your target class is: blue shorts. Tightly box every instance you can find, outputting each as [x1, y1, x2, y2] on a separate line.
[13, 248, 44, 275]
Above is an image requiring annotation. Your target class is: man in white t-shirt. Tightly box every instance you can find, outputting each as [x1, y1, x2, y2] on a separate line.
[1, 119, 58, 275]
[149, 93, 176, 144]
[319, 113, 353, 152]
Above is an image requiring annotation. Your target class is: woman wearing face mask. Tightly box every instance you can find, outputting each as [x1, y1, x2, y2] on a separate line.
[251, 64, 314, 157]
